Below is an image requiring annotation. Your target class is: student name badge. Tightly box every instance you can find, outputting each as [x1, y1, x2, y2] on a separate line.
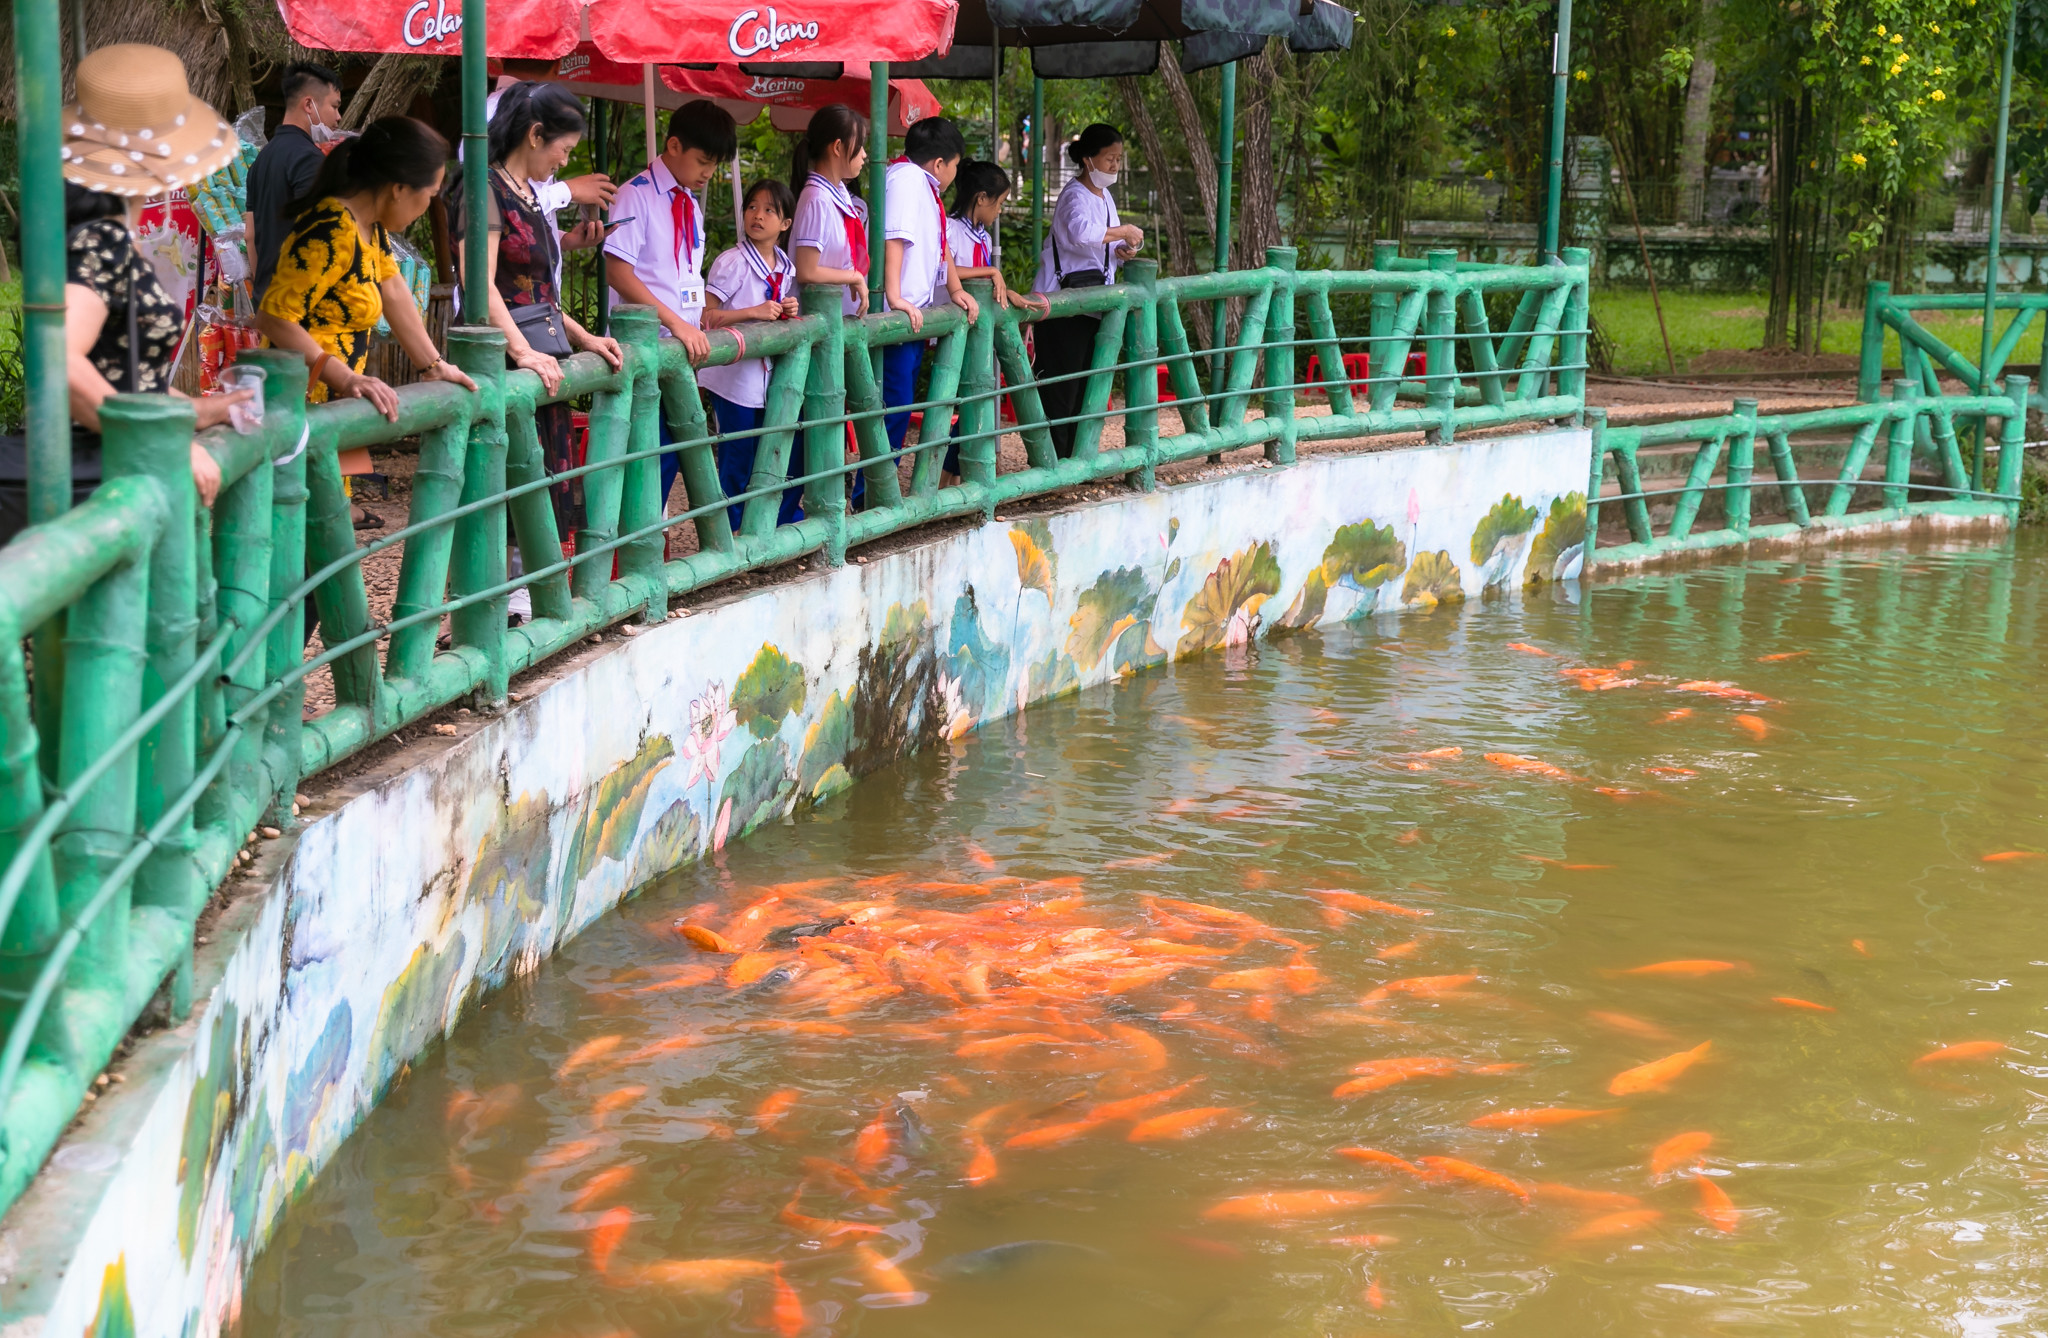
[677, 283, 706, 310]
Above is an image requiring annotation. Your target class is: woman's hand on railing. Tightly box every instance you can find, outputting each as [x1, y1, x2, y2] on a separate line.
[848, 275, 869, 316]
[421, 358, 478, 393]
[342, 369, 403, 421]
[947, 286, 981, 325]
[189, 440, 222, 507]
[511, 345, 566, 396]
[574, 330, 624, 372]
[1010, 290, 1051, 317]
[889, 294, 926, 335]
[188, 386, 257, 432]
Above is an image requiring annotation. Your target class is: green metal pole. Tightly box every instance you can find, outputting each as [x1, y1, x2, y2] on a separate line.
[1031, 76, 1046, 262]
[594, 97, 611, 336]
[1212, 59, 1237, 387]
[15, 0, 67, 527]
[460, 0, 489, 324]
[1977, 0, 2019, 489]
[869, 60, 889, 313]
[1541, 0, 1574, 262]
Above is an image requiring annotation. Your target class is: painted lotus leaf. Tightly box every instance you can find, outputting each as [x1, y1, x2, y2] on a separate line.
[1402, 550, 1467, 607]
[282, 1002, 352, 1159]
[1069, 566, 1154, 669]
[229, 1091, 276, 1246]
[1180, 542, 1284, 652]
[1526, 491, 1589, 584]
[466, 790, 555, 984]
[1109, 618, 1164, 673]
[1470, 493, 1541, 565]
[1322, 520, 1408, 591]
[563, 735, 675, 886]
[848, 603, 940, 777]
[1273, 569, 1328, 632]
[798, 689, 853, 797]
[631, 800, 702, 886]
[722, 737, 795, 837]
[89, 1258, 134, 1338]
[1168, 517, 1180, 544]
[946, 589, 1010, 719]
[367, 935, 468, 1101]
[177, 1001, 240, 1261]
[1027, 646, 1080, 703]
[809, 762, 853, 799]
[1009, 521, 1056, 599]
[1163, 556, 1181, 583]
[732, 643, 807, 737]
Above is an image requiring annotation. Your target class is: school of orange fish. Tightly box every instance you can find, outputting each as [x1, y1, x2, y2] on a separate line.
[432, 642, 2037, 1332]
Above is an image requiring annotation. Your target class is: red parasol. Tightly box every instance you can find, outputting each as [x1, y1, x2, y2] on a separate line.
[273, 0, 956, 65]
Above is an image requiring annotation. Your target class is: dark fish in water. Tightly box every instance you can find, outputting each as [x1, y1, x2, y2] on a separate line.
[893, 1100, 930, 1155]
[764, 917, 851, 948]
[1799, 966, 1831, 991]
[737, 963, 806, 998]
[932, 1241, 1103, 1279]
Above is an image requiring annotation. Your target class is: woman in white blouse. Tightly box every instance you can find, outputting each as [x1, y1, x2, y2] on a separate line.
[1031, 123, 1144, 458]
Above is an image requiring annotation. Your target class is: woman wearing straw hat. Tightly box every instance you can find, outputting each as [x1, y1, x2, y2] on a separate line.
[3, 43, 257, 541]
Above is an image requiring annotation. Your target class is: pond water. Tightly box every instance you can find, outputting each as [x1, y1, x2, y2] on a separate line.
[241, 532, 2048, 1338]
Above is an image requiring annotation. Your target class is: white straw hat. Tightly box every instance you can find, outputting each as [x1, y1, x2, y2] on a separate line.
[60, 43, 238, 198]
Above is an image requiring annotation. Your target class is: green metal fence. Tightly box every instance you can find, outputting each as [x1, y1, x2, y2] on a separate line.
[0, 246, 1591, 1215]
[1859, 282, 2048, 414]
[1586, 377, 2031, 568]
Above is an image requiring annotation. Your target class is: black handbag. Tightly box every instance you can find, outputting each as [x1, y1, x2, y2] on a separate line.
[511, 300, 574, 358]
[1052, 216, 1109, 290]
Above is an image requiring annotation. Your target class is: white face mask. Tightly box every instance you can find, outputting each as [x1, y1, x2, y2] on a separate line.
[308, 118, 341, 145]
[1088, 167, 1119, 189]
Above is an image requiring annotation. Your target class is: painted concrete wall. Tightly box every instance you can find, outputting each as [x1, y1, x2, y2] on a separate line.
[6, 429, 1589, 1336]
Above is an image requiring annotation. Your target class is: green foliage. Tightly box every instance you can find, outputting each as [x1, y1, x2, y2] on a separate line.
[732, 644, 807, 738]
[0, 285, 21, 436]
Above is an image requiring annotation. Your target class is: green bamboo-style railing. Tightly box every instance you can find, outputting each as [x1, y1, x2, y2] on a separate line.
[0, 247, 1593, 1216]
[1587, 377, 2031, 567]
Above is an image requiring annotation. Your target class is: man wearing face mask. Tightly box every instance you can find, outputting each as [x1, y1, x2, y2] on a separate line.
[245, 61, 344, 304]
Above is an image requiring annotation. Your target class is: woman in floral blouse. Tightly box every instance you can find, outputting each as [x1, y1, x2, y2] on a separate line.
[256, 116, 473, 417]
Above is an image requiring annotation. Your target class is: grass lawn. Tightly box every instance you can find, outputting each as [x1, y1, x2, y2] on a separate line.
[1591, 286, 2046, 379]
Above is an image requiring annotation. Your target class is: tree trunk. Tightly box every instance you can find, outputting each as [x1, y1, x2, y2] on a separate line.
[1159, 45, 1219, 238]
[1117, 76, 1212, 345]
[1676, 0, 1720, 225]
[1236, 41, 1282, 263]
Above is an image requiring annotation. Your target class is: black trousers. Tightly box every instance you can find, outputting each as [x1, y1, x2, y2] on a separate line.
[1032, 313, 1102, 459]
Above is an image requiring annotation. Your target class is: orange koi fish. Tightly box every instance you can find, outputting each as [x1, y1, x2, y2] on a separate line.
[590, 1085, 647, 1126]
[1620, 959, 1744, 978]
[1310, 890, 1431, 920]
[1674, 680, 1774, 704]
[769, 1266, 805, 1338]
[1734, 714, 1770, 740]
[618, 964, 721, 994]
[955, 1032, 1068, 1058]
[1913, 1040, 2007, 1066]
[1772, 996, 1834, 1013]
[1851, 939, 1871, 956]
[1005, 1117, 1107, 1150]
[1200, 1190, 1381, 1222]
[1506, 643, 1552, 657]
[528, 1137, 605, 1173]
[853, 1106, 893, 1171]
[557, 1035, 625, 1078]
[1566, 1208, 1662, 1240]
[1110, 1022, 1172, 1072]
[1756, 651, 1808, 662]
[754, 1088, 801, 1133]
[800, 1157, 896, 1206]
[1209, 967, 1286, 992]
[1531, 1183, 1643, 1211]
[1376, 940, 1424, 960]
[963, 1134, 999, 1186]
[1360, 974, 1478, 1004]
[725, 952, 783, 987]
[642, 1258, 777, 1292]
[568, 1165, 636, 1212]
[1395, 829, 1424, 845]
[1414, 1156, 1531, 1203]
[1335, 1057, 1460, 1095]
[1336, 1147, 1430, 1179]
[777, 1199, 889, 1240]
[1587, 1011, 1674, 1042]
[1405, 747, 1464, 759]
[1329, 1234, 1400, 1248]
[591, 1206, 633, 1280]
[1648, 1131, 1714, 1177]
[1483, 753, 1580, 782]
[1694, 1175, 1739, 1232]
[965, 843, 998, 869]
[1091, 1077, 1207, 1123]
[1658, 708, 1694, 722]
[622, 1034, 703, 1064]
[1105, 853, 1175, 869]
[1983, 851, 2045, 863]
[1643, 766, 1697, 778]
[1468, 1107, 1623, 1131]
[1283, 953, 1324, 995]
[853, 1244, 923, 1304]
[1364, 1278, 1386, 1308]
[1608, 1041, 1712, 1095]
[677, 924, 739, 953]
[1128, 1106, 1245, 1142]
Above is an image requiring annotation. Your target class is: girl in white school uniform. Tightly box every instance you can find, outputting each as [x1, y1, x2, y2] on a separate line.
[702, 179, 802, 528]
[1030, 124, 1144, 458]
[941, 160, 1049, 483]
[790, 104, 870, 503]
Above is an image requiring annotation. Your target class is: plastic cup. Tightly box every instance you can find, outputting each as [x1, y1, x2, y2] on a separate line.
[220, 363, 267, 436]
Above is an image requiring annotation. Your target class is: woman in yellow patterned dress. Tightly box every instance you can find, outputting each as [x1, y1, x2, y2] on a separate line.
[256, 116, 474, 417]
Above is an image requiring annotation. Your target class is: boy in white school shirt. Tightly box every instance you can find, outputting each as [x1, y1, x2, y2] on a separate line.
[604, 99, 737, 516]
[882, 118, 979, 462]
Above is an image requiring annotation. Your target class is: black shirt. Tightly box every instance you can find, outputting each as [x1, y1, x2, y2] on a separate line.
[246, 124, 326, 300]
